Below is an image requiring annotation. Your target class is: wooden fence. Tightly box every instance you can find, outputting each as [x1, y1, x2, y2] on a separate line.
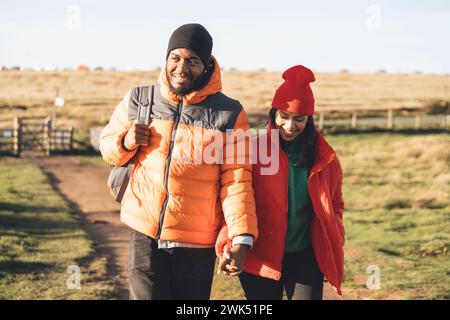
[1, 107, 449, 156]
[0, 117, 74, 156]
[313, 107, 450, 131]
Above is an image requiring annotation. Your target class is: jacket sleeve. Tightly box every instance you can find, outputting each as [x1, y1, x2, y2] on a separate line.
[331, 156, 345, 244]
[99, 89, 138, 167]
[220, 109, 258, 242]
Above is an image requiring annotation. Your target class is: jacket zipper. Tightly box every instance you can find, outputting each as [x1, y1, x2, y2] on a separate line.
[156, 96, 183, 240]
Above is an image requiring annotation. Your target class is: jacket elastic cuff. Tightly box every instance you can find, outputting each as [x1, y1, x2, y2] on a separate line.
[232, 235, 253, 249]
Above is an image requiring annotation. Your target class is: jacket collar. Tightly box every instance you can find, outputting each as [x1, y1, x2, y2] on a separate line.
[266, 121, 336, 175]
[311, 131, 336, 175]
[158, 55, 222, 106]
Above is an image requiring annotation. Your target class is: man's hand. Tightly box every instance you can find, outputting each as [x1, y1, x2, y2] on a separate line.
[123, 122, 150, 151]
[217, 244, 249, 276]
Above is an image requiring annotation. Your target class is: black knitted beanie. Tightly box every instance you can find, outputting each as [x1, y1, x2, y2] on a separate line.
[166, 23, 213, 66]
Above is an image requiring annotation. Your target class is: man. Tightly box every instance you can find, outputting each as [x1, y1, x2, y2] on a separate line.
[100, 23, 257, 300]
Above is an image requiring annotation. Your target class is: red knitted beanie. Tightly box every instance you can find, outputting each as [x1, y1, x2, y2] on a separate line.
[271, 65, 316, 115]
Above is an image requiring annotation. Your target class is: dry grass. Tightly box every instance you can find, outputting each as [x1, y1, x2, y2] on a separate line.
[1, 70, 449, 130]
[327, 133, 450, 299]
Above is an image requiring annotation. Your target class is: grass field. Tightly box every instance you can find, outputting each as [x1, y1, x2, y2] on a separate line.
[331, 133, 449, 299]
[0, 157, 117, 299]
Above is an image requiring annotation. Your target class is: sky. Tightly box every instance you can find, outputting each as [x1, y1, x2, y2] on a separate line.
[1, 0, 449, 73]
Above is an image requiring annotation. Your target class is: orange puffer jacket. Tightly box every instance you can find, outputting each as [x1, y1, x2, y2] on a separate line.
[100, 56, 258, 245]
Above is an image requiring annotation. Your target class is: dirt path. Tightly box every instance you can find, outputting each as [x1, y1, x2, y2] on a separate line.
[35, 155, 351, 300]
[37, 156, 129, 299]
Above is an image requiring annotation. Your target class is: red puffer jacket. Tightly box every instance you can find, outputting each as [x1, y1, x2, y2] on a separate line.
[216, 125, 345, 295]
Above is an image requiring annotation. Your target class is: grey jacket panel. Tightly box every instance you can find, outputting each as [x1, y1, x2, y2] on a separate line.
[128, 84, 243, 132]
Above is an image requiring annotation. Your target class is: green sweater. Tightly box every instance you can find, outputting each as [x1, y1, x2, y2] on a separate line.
[282, 139, 314, 253]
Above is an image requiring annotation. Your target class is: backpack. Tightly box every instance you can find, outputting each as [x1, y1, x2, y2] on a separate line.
[107, 85, 154, 203]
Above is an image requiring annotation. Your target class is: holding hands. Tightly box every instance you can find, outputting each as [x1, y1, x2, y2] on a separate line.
[217, 244, 249, 276]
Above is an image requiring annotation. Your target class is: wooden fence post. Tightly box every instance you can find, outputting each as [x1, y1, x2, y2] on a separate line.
[415, 114, 421, 130]
[69, 126, 74, 151]
[318, 112, 325, 131]
[351, 112, 358, 129]
[13, 117, 21, 157]
[44, 117, 52, 155]
[387, 109, 394, 129]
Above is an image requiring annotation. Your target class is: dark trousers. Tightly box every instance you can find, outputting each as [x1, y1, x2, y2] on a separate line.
[128, 229, 216, 300]
[239, 246, 324, 300]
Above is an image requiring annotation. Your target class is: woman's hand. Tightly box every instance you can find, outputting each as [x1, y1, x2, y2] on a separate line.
[217, 244, 249, 276]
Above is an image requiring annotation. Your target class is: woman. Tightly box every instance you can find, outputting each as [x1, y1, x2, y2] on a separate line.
[216, 65, 345, 300]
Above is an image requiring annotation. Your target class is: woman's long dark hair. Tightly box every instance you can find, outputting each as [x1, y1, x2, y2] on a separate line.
[268, 108, 317, 170]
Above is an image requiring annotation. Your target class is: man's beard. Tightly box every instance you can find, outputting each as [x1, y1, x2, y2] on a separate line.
[166, 71, 205, 96]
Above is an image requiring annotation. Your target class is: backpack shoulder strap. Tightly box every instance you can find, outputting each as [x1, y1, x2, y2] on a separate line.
[136, 85, 154, 125]
[114, 86, 154, 203]
[128, 85, 155, 124]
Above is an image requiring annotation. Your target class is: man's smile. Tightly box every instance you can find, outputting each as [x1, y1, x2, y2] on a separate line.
[171, 72, 193, 85]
